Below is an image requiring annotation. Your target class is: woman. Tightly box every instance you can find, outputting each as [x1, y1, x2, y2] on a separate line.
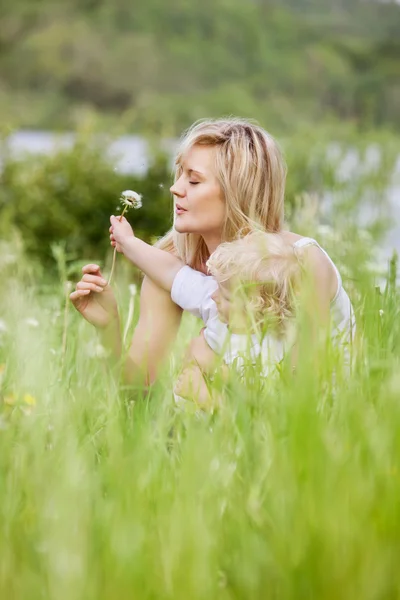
[70, 117, 347, 386]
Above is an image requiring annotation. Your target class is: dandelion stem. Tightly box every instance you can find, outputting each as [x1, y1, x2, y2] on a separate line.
[107, 206, 128, 286]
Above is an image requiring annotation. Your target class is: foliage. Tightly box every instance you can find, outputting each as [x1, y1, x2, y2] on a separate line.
[0, 0, 399, 134]
[0, 212, 399, 599]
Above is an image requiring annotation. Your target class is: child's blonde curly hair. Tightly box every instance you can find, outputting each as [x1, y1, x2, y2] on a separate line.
[206, 230, 302, 331]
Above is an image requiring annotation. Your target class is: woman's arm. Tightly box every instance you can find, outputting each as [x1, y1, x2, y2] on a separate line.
[71, 266, 183, 387]
[123, 275, 183, 386]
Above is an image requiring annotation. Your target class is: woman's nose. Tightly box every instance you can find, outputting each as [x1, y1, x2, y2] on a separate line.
[170, 179, 185, 198]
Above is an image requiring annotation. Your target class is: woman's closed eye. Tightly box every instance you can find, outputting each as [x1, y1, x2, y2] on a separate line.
[189, 181, 200, 185]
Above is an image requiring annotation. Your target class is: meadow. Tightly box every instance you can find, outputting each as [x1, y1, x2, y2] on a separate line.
[0, 137, 399, 599]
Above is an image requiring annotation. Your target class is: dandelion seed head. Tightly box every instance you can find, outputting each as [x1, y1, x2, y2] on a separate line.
[120, 190, 142, 210]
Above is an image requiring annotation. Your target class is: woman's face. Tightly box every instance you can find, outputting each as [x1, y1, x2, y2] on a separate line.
[170, 145, 226, 238]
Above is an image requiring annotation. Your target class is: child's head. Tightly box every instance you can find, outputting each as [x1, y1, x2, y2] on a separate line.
[206, 230, 302, 332]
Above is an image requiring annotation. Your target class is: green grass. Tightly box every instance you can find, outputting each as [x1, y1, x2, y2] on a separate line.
[0, 238, 399, 600]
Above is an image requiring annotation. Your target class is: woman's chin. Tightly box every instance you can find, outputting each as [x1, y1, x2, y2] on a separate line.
[174, 219, 194, 234]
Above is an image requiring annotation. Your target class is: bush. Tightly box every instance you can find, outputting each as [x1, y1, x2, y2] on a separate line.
[0, 135, 173, 267]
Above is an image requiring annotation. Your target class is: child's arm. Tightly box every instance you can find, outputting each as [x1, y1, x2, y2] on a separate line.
[174, 330, 228, 410]
[174, 365, 213, 408]
[184, 329, 220, 372]
[110, 215, 183, 292]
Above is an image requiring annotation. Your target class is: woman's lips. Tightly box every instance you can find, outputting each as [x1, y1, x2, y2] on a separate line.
[175, 204, 187, 215]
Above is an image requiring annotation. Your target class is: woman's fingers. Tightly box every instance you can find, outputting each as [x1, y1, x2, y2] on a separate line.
[70, 289, 90, 301]
[82, 264, 102, 275]
[77, 281, 104, 293]
[82, 274, 108, 286]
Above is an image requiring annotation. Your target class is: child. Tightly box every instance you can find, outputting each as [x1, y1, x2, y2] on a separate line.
[109, 216, 301, 407]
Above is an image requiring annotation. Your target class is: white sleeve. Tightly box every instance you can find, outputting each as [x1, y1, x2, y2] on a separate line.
[171, 265, 217, 320]
[203, 315, 229, 355]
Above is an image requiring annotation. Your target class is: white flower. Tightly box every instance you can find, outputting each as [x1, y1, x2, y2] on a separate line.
[129, 284, 137, 297]
[25, 317, 39, 328]
[120, 190, 142, 209]
[379, 309, 384, 317]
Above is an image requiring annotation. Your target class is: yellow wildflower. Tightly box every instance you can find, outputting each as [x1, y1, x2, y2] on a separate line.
[23, 393, 37, 406]
[4, 393, 16, 406]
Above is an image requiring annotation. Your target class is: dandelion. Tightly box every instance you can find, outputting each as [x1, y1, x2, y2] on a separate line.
[108, 190, 142, 285]
[120, 190, 142, 210]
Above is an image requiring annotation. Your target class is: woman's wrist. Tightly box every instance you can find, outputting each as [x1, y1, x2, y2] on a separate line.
[97, 314, 122, 361]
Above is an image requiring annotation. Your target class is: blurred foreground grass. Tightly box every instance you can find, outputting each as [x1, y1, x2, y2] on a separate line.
[0, 224, 399, 600]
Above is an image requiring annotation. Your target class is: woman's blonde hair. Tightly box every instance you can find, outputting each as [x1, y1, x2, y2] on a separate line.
[158, 117, 287, 270]
[206, 231, 302, 330]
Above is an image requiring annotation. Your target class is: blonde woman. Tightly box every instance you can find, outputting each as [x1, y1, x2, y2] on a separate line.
[70, 118, 354, 386]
